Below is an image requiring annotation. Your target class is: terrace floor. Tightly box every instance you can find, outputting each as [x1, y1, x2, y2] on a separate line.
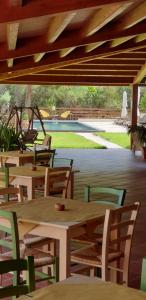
[57, 148, 146, 289]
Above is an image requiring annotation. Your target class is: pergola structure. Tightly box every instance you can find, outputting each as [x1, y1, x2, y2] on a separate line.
[0, 0, 146, 130]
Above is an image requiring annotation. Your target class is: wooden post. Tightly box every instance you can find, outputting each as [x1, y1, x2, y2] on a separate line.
[131, 84, 138, 149]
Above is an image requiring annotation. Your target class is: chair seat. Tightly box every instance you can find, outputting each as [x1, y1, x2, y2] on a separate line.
[71, 245, 124, 267]
[25, 248, 55, 268]
[72, 233, 103, 245]
[24, 235, 51, 249]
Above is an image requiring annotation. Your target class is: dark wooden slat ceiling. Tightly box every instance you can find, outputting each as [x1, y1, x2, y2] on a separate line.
[0, 0, 146, 86]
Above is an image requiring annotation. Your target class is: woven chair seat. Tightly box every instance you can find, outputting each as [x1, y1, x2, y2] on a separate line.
[71, 245, 124, 267]
[24, 236, 51, 249]
[25, 248, 55, 268]
[72, 233, 103, 245]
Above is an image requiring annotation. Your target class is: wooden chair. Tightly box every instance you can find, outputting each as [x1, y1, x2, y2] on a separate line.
[0, 186, 23, 203]
[44, 167, 71, 198]
[140, 257, 146, 291]
[35, 134, 52, 150]
[0, 209, 59, 285]
[71, 202, 140, 285]
[84, 186, 126, 207]
[0, 167, 9, 201]
[34, 149, 56, 167]
[72, 186, 126, 245]
[52, 158, 73, 168]
[0, 257, 35, 299]
[0, 167, 9, 188]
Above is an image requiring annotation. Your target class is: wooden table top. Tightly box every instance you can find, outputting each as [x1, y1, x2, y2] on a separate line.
[18, 276, 146, 300]
[0, 197, 112, 228]
[9, 165, 78, 178]
[0, 150, 34, 158]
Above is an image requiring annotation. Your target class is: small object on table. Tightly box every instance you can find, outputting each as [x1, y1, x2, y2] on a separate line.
[32, 165, 37, 171]
[55, 203, 65, 211]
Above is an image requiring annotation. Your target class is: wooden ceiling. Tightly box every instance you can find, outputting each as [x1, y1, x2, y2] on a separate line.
[1, 0, 146, 86]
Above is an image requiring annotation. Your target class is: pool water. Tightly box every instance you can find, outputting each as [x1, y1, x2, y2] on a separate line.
[33, 120, 100, 132]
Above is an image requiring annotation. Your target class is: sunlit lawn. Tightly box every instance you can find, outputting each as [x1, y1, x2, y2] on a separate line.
[95, 132, 130, 149]
[37, 132, 106, 149]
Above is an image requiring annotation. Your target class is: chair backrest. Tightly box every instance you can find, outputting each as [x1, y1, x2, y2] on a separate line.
[34, 149, 56, 167]
[43, 134, 52, 149]
[0, 186, 23, 203]
[52, 158, 73, 168]
[44, 167, 71, 198]
[0, 167, 9, 188]
[0, 209, 20, 259]
[84, 186, 126, 207]
[0, 256, 35, 299]
[61, 111, 71, 119]
[140, 257, 146, 291]
[102, 202, 140, 283]
[22, 129, 38, 143]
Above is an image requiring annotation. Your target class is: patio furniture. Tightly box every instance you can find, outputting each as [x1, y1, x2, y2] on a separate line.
[0, 256, 35, 299]
[140, 257, 146, 291]
[17, 274, 146, 300]
[0, 209, 59, 285]
[9, 165, 77, 199]
[60, 110, 72, 120]
[72, 186, 126, 245]
[71, 202, 140, 284]
[34, 149, 56, 167]
[0, 186, 23, 203]
[35, 134, 52, 150]
[84, 186, 126, 207]
[0, 197, 114, 280]
[0, 150, 34, 167]
[22, 129, 38, 145]
[52, 158, 73, 168]
[0, 167, 9, 187]
[44, 167, 71, 198]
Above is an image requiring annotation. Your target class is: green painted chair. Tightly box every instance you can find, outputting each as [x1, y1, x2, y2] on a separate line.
[0, 167, 9, 201]
[72, 186, 126, 246]
[52, 158, 73, 168]
[84, 186, 126, 207]
[0, 209, 59, 286]
[0, 256, 35, 299]
[140, 257, 146, 291]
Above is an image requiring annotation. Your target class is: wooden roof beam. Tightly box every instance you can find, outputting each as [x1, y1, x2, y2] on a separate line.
[136, 33, 146, 43]
[60, 2, 130, 57]
[133, 61, 146, 84]
[111, 35, 135, 47]
[2, 74, 133, 85]
[0, 0, 134, 23]
[34, 12, 76, 62]
[1, 39, 146, 81]
[117, 1, 146, 29]
[0, 20, 145, 62]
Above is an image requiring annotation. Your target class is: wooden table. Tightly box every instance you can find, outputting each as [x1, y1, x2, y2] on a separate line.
[9, 165, 77, 199]
[0, 150, 34, 166]
[0, 198, 112, 281]
[18, 275, 146, 300]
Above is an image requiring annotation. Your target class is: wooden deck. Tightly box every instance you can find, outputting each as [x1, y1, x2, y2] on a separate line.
[58, 148, 146, 288]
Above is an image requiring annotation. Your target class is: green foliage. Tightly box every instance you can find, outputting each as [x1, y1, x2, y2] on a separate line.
[0, 123, 21, 151]
[140, 88, 146, 110]
[0, 84, 132, 110]
[128, 125, 146, 145]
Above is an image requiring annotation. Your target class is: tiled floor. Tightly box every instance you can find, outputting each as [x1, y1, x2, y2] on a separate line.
[57, 148, 146, 288]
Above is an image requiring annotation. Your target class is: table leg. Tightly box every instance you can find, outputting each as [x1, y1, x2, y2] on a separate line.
[59, 229, 70, 280]
[67, 172, 74, 199]
[27, 178, 35, 200]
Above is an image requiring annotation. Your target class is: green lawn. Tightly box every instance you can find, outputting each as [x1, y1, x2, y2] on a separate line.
[95, 132, 130, 149]
[37, 132, 106, 149]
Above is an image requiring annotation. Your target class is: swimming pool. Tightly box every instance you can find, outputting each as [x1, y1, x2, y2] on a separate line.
[33, 120, 101, 132]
